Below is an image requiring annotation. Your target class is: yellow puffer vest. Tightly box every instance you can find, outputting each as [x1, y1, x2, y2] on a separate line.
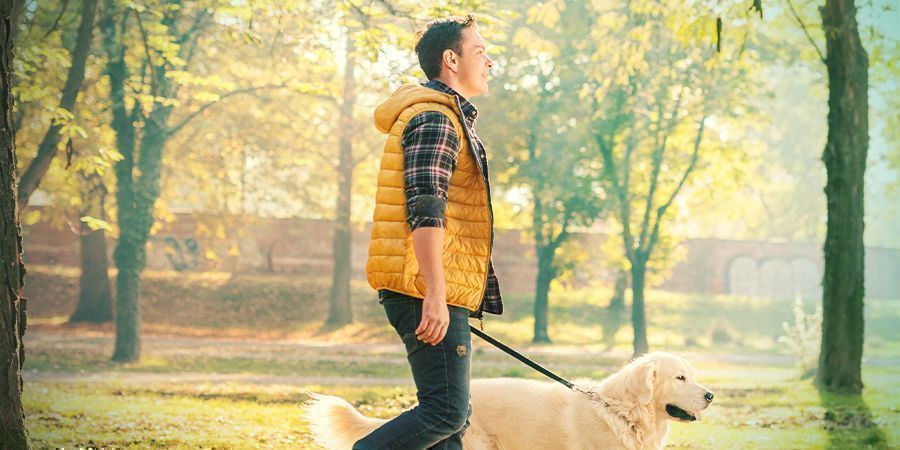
[367, 84, 492, 312]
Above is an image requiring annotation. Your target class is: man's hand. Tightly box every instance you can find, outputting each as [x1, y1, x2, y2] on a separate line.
[416, 290, 450, 345]
[411, 226, 450, 345]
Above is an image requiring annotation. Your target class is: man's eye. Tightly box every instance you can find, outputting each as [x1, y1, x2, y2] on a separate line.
[676, 375, 686, 381]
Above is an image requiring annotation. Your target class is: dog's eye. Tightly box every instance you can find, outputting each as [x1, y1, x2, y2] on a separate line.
[676, 375, 686, 381]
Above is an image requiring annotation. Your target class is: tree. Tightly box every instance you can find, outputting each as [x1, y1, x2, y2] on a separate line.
[771, 0, 874, 393]
[327, 29, 356, 326]
[101, 0, 325, 361]
[12, 0, 117, 325]
[816, 0, 868, 394]
[17, 0, 98, 208]
[589, 0, 759, 356]
[102, 0, 217, 362]
[0, 1, 31, 445]
[482, 1, 605, 343]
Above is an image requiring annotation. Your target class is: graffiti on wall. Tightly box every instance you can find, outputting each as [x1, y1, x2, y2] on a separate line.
[162, 236, 200, 271]
[727, 256, 820, 298]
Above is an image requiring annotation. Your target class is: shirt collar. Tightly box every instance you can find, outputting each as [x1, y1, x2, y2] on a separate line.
[422, 79, 479, 125]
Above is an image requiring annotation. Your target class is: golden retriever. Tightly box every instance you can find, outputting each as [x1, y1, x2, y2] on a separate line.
[304, 352, 713, 449]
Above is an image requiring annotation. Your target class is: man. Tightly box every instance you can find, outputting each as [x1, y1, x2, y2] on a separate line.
[357, 13, 503, 449]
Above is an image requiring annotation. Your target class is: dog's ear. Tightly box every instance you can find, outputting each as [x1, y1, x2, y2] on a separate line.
[626, 357, 658, 405]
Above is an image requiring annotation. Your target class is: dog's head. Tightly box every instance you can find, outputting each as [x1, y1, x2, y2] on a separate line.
[623, 352, 713, 422]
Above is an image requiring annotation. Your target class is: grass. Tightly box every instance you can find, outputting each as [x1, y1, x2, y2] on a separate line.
[22, 264, 900, 448]
[24, 362, 900, 449]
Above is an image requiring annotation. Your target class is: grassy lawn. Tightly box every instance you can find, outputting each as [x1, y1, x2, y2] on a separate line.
[24, 361, 899, 449]
[22, 264, 900, 448]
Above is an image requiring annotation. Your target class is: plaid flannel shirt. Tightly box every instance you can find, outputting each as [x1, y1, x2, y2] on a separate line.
[400, 79, 503, 317]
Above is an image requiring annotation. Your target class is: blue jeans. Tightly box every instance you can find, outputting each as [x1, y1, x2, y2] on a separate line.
[353, 291, 473, 450]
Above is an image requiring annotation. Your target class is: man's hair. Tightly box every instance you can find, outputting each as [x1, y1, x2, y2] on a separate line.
[413, 14, 477, 80]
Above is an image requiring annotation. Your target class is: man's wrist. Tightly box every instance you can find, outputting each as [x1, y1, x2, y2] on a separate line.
[424, 285, 447, 299]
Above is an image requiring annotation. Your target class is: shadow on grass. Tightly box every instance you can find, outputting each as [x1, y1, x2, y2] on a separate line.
[818, 388, 888, 450]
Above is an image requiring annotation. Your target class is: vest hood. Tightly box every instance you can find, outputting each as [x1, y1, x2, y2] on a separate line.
[373, 84, 458, 134]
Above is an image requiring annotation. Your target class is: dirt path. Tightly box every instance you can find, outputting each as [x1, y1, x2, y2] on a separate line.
[24, 330, 898, 388]
[24, 329, 811, 365]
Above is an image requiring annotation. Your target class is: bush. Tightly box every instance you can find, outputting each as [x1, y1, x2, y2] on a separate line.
[777, 296, 822, 378]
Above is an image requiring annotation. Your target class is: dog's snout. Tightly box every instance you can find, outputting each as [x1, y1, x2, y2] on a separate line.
[704, 391, 714, 403]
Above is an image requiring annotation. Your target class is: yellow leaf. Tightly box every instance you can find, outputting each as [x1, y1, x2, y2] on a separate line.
[80, 216, 113, 232]
[23, 209, 41, 226]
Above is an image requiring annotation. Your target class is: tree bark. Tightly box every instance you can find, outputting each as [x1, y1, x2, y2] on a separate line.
[0, 2, 31, 444]
[816, 0, 868, 394]
[326, 32, 356, 326]
[102, 2, 139, 362]
[532, 246, 553, 343]
[17, 0, 98, 208]
[112, 98, 171, 362]
[630, 258, 649, 357]
[69, 182, 113, 323]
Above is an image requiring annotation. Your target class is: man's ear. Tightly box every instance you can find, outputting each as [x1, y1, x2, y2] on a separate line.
[442, 49, 459, 74]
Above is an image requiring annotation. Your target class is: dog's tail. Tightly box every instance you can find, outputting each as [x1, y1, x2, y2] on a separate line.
[303, 393, 388, 449]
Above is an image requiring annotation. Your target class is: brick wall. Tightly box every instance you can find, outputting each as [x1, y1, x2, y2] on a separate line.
[22, 210, 900, 299]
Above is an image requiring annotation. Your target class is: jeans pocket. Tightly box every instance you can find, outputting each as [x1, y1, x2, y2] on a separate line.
[401, 332, 422, 355]
[384, 298, 418, 336]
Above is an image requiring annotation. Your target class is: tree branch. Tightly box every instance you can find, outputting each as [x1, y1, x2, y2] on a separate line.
[373, 0, 418, 21]
[785, 0, 826, 64]
[638, 83, 684, 252]
[549, 206, 572, 250]
[645, 115, 706, 258]
[176, 10, 210, 45]
[42, 0, 70, 38]
[133, 11, 158, 96]
[166, 84, 289, 138]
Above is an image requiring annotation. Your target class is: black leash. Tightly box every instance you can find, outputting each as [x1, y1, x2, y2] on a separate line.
[470, 325, 575, 390]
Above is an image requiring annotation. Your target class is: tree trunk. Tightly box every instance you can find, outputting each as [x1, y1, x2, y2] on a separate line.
[630, 259, 649, 357]
[326, 32, 356, 326]
[17, 0, 97, 208]
[601, 270, 627, 350]
[103, 3, 139, 362]
[608, 269, 627, 311]
[532, 247, 553, 343]
[71, 175, 113, 323]
[816, 0, 868, 394]
[111, 257, 141, 362]
[70, 224, 113, 323]
[0, 3, 31, 444]
[112, 100, 171, 362]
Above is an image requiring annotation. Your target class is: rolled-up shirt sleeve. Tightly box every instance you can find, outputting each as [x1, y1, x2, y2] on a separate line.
[401, 111, 460, 230]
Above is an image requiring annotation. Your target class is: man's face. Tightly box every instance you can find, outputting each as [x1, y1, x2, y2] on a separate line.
[453, 27, 494, 98]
